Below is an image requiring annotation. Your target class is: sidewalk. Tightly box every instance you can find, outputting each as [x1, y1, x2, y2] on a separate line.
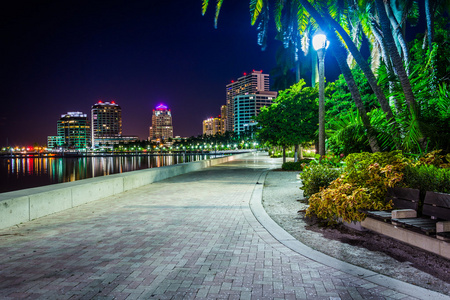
[0, 153, 448, 299]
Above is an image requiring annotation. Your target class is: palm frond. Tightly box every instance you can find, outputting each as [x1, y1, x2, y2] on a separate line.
[255, 0, 270, 50]
[301, 32, 310, 54]
[370, 41, 381, 74]
[274, 0, 285, 31]
[250, 0, 264, 25]
[402, 117, 423, 153]
[214, 0, 224, 29]
[202, 0, 209, 16]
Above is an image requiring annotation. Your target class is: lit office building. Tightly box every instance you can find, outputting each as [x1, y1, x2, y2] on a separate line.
[202, 116, 224, 136]
[233, 91, 277, 135]
[225, 70, 270, 132]
[47, 111, 90, 149]
[149, 104, 173, 143]
[91, 101, 123, 148]
[220, 105, 227, 133]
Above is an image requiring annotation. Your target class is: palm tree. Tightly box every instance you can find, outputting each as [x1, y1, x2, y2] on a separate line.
[203, 0, 382, 152]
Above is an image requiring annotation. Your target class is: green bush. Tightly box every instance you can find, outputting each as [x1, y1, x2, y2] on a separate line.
[306, 151, 408, 223]
[281, 159, 312, 171]
[404, 164, 450, 194]
[304, 150, 450, 224]
[309, 153, 345, 168]
[299, 164, 343, 198]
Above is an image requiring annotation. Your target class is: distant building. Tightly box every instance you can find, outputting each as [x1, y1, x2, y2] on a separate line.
[220, 105, 227, 133]
[47, 111, 90, 149]
[225, 70, 270, 132]
[149, 104, 173, 143]
[202, 116, 224, 136]
[233, 91, 277, 135]
[91, 101, 138, 148]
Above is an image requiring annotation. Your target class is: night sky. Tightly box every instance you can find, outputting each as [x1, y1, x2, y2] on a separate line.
[1, 0, 292, 147]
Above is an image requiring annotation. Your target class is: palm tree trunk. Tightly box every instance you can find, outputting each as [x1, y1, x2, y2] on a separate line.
[333, 42, 381, 153]
[384, 0, 410, 74]
[374, 0, 418, 116]
[324, 14, 395, 122]
[425, 0, 434, 51]
[371, 23, 399, 111]
[375, 0, 426, 149]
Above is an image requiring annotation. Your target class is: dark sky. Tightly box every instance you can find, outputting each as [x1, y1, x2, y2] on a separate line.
[1, 0, 294, 146]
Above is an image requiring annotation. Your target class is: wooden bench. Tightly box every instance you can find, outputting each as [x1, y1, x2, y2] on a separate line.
[366, 187, 419, 222]
[391, 191, 450, 236]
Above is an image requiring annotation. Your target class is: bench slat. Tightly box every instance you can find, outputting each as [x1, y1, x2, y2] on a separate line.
[388, 187, 420, 210]
[424, 191, 450, 209]
[422, 204, 450, 221]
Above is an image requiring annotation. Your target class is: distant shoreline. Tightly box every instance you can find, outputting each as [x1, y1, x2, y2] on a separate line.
[0, 150, 251, 159]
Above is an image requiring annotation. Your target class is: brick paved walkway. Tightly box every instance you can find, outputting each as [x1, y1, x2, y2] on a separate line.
[0, 154, 448, 299]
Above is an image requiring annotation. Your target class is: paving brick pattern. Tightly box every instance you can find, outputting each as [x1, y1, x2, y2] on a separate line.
[0, 156, 418, 299]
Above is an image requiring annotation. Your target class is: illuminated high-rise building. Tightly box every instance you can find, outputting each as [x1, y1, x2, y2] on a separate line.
[225, 70, 270, 132]
[91, 101, 122, 148]
[47, 111, 90, 149]
[203, 105, 226, 136]
[234, 91, 277, 135]
[220, 105, 227, 133]
[202, 116, 224, 136]
[149, 104, 173, 143]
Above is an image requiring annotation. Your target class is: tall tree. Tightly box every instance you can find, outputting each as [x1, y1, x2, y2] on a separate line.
[256, 80, 318, 162]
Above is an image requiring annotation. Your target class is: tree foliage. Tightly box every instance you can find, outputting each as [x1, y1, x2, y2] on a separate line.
[256, 80, 318, 148]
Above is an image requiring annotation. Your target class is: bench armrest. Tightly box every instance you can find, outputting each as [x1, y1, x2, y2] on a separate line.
[391, 209, 417, 219]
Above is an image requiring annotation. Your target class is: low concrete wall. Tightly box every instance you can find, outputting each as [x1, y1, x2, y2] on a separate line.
[361, 217, 450, 259]
[0, 152, 252, 230]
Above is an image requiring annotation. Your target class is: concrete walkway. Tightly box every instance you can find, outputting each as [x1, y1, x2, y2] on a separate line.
[0, 153, 448, 299]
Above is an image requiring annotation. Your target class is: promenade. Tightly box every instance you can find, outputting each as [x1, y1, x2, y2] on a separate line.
[0, 153, 448, 299]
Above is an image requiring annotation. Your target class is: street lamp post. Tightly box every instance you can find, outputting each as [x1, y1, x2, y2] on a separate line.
[312, 33, 329, 158]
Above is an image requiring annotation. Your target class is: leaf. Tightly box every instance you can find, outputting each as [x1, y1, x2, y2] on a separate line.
[202, 0, 209, 16]
[214, 0, 224, 29]
[250, 0, 264, 25]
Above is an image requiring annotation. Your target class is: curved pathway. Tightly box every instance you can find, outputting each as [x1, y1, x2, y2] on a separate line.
[0, 154, 448, 299]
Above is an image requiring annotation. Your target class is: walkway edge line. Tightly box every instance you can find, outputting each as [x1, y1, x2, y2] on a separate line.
[249, 171, 450, 300]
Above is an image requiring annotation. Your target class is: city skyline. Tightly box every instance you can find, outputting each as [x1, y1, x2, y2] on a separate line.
[0, 1, 290, 147]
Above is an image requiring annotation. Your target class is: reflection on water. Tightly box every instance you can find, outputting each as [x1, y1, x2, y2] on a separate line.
[0, 154, 212, 193]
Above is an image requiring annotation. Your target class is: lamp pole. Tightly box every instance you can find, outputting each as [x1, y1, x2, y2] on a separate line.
[313, 33, 329, 158]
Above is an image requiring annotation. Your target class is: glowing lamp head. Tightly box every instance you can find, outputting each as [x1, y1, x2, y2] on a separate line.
[312, 34, 329, 51]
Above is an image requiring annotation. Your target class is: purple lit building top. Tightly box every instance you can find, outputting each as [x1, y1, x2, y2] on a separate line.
[155, 104, 169, 111]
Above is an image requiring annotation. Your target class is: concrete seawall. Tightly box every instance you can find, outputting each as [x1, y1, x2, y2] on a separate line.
[0, 152, 252, 230]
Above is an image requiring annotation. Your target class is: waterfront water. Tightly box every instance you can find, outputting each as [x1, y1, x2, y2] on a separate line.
[0, 154, 215, 193]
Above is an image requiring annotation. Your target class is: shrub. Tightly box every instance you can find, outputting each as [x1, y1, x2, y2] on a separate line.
[307, 178, 392, 224]
[309, 153, 345, 168]
[299, 164, 343, 198]
[404, 164, 450, 194]
[413, 150, 450, 168]
[306, 151, 408, 223]
[281, 159, 311, 171]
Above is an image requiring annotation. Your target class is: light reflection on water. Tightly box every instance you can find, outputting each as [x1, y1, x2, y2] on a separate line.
[1, 154, 212, 193]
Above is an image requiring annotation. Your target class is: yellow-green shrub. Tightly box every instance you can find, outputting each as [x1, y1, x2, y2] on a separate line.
[306, 151, 408, 223]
